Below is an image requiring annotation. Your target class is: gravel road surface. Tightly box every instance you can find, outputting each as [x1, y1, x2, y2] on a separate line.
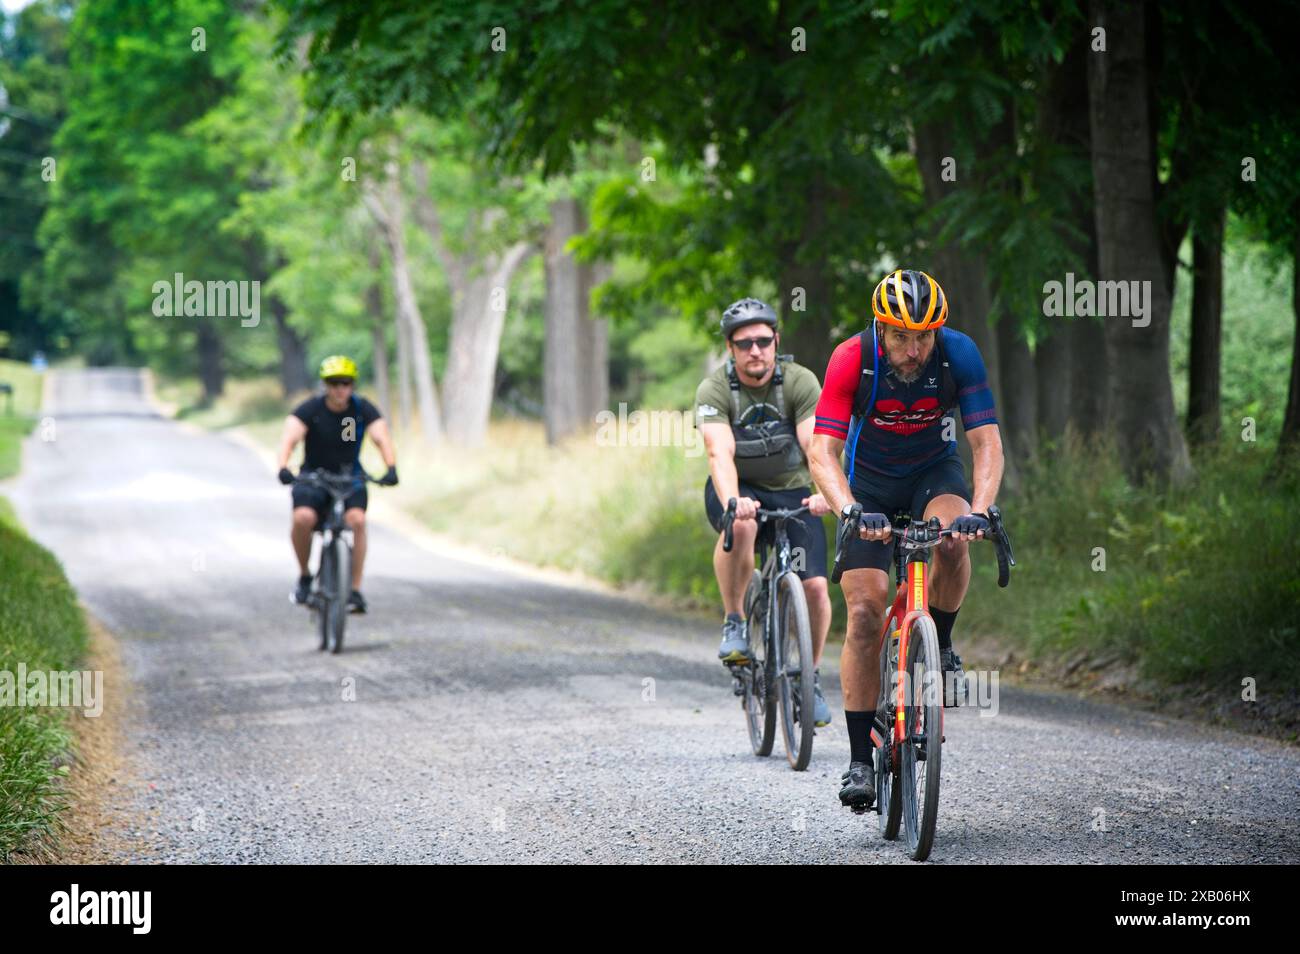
[9, 369, 1298, 863]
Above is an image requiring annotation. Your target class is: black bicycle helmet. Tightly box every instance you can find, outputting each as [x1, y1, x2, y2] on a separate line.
[720, 297, 778, 338]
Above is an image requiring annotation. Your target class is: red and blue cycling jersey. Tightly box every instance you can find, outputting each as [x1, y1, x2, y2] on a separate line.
[813, 327, 997, 481]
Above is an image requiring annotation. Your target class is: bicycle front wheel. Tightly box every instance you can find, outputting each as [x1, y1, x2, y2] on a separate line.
[742, 570, 775, 757]
[776, 572, 815, 771]
[328, 540, 352, 654]
[877, 616, 902, 840]
[899, 614, 943, 860]
[316, 543, 334, 651]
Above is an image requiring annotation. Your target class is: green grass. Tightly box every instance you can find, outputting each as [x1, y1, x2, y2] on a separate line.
[957, 435, 1300, 686]
[0, 509, 90, 860]
[0, 358, 44, 480]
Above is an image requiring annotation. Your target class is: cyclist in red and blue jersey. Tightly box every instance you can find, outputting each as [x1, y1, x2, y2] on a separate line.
[807, 269, 1005, 812]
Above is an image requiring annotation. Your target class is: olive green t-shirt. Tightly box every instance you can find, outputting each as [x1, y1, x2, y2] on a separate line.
[694, 360, 821, 490]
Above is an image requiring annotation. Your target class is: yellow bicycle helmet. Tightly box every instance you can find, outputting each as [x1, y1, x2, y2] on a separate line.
[872, 269, 948, 331]
[318, 355, 358, 380]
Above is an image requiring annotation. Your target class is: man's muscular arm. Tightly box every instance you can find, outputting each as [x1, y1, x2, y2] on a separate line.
[700, 422, 758, 521]
[966, 424, 1004, 515]
[808, 433, 851, 515]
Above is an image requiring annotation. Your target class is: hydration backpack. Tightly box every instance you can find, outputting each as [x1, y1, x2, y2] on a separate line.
[726, 354, 805, 482]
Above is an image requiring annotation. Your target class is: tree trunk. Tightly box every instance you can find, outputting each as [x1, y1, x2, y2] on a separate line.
[913, 122, 1004, 411]
[914, 120, 1012, 485]
[544, 198, 585, 443]
[777, 176, 836, 381]
[1277, 226, 1300, 459]
[583, 260, 612, 419]
[543, 198, 596, 443]
[1087, 0, 1192, 483]
[393, 285, 413, 432]
[1034, 327, 1071, 443]
[998, 314, 1038, 464]
[1040, 31, 1105, 440]
[362, 164, 442, 445]
[270, 296, 312, 397]
[1186, 207, 1225, 446]
[196, 323, 224, 402]
[440, 241, 534, 445]
[366, 240, 391, 417]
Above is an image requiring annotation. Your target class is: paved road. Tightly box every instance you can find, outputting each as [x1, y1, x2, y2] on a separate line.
[9, 369, 1298, 863]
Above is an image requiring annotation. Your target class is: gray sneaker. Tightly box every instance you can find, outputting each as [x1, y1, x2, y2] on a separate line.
[718, 616, 751, 663]
[812, 670, 832, 727]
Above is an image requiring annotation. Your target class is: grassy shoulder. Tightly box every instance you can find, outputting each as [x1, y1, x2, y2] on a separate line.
[0, 358, 44, 480]
[0, 502, 92, 860]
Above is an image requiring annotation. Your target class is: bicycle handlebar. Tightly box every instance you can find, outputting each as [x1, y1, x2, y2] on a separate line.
[830, 504, 1016, 587]
[720, 499, 813, 554]
[292, 467, 382, 496]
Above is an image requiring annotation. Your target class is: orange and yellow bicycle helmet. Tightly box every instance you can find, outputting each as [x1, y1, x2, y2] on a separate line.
[871, 269, 948, 331]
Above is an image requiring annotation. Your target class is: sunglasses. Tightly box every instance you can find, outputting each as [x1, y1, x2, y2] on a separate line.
[731, 335, 775, 352]
[324, 378, 354, 387]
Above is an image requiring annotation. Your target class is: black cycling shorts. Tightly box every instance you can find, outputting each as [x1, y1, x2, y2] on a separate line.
[836, 455, 970, 575]
[291, 483, 368, 523]
[704, 477, 828, 581]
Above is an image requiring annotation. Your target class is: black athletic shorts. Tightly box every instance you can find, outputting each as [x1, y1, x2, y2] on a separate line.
[704, 478, 828, 581]
[291, 482, 368, 523]
[836, 455, 970, 574]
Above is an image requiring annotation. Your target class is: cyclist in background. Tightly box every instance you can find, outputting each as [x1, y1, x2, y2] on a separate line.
[276, 355, 398, 613]
[696, 298, 834, 727]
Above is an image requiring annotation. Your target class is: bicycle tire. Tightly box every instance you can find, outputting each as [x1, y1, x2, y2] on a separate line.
[776, 572, 815, 771]
[877, 616, 902, 839]
[899, 614, 943, 860]
[316, 543, 334, 651]
[742, 570, 775, 757]
[329, 540, 351, 654]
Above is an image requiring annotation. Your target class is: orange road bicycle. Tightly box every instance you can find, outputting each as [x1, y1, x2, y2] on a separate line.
[832, 505, 1014, 860]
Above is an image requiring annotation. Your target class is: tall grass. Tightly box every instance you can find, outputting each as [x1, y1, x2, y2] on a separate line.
[0, 512, 90, 859]
[959, 434, 1300, 685]
[0, 358, 42, 480]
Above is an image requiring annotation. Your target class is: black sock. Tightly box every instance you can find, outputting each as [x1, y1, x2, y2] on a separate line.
[846, 710, 873, 764]
[299, 573, 312, 584]
[725, 611, 742, 624]
[931, 607, 959, 652]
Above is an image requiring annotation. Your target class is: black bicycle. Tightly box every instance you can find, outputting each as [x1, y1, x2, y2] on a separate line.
[720, 498, 818, 771]
[292, 468, 380, 654]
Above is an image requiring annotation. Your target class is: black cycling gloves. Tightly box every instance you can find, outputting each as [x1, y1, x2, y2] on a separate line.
[379, 466, 399, 486]
[278, 467, 295, 485]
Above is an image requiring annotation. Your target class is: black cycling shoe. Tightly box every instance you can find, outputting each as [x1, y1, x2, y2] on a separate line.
[347, 590, 367, 614]
[291, 574, 312, 605]
[941, 648, 966, 707]
[839, 760, 876, 811]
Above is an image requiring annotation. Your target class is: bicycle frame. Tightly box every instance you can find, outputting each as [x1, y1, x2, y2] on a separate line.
[755, 514, 799, 654]
[871, 525, 943, 767]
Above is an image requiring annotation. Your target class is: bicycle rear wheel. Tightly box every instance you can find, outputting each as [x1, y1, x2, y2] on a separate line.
[742, 570, 775, 757]
[877, 617, 902, 839]
[328, 540, 352, 654]
[776, 572, 815, 771]
[899, 614, 943, 860]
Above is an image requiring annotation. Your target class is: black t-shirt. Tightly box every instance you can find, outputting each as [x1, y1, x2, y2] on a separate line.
[292, 394, 382, 474]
